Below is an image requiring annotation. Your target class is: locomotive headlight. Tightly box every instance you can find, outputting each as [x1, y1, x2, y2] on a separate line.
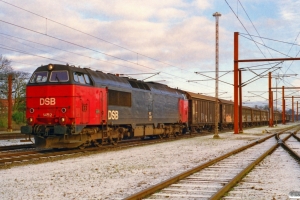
[27, 117, 33, 125]
[48, 64, 54, 70]
[59, 117, 66, 124]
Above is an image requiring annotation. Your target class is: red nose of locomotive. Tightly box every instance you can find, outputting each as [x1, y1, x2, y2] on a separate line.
[21, 64, 77, 136]
[27, 97, 72, 126]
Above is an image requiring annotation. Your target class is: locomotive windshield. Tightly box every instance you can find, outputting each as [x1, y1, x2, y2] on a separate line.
[50, 71, 69, 82]
[29, 71, 48, 83]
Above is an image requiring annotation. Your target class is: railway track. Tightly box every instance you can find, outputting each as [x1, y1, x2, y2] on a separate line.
[0, 144, 34, 151]
[0, 131, 204, 167]
[0, 133, 24, 140]
[124, 125, 300, 200]
[0, 126, 297, 168]
[223, 131, 300, 199]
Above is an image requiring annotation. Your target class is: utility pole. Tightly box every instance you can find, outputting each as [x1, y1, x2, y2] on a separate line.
[213, 12, 221, 139]
[7, 74, 13, 132]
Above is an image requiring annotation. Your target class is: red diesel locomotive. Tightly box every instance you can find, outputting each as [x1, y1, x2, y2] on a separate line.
[21, 64, 188, 148]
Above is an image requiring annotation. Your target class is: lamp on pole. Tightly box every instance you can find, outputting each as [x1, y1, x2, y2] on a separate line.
[213, 12, 221, 139]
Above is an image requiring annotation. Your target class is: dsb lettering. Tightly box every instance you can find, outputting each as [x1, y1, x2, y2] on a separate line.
[40, 98, 56, 105]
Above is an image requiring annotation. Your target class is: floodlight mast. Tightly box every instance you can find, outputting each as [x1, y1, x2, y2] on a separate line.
[213, 12, 221, 139]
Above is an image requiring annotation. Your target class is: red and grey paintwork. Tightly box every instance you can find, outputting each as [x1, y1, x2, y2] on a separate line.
[21, 64, 289, 148]
[21, 64, 188, 148]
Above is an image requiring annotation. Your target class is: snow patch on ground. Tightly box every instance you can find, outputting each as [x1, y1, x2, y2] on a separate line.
[0, 123, 299, 199]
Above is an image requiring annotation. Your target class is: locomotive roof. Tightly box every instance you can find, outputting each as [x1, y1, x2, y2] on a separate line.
[32, 64, 184, 97]
[86, 68, 183, 96]
[85, 68, 133, 89]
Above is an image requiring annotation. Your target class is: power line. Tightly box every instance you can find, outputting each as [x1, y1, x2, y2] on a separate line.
[0, 44, 70, 64]
[0, 1, 233, 94]
[0, 32, 143, 72]
[0, 0, 190, 74]
[237, 0, 273, 59]
[0, 29, 226, 93]
[226, 0, 298, 104]
[240, 34, 294, 58]
[225, 0, 267, 60]
[240, 33, 300, 47]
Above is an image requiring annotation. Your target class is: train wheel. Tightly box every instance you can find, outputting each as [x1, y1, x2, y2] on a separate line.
[109, 136, 119, 145]
[78, 141, 90, 149]
[111, 138, 119, 145]
[92, 140, 101, 147]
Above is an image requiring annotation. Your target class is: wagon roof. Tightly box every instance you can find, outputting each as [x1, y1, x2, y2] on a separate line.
[185, 91, 216, 101]
[218, 98, 234, 104]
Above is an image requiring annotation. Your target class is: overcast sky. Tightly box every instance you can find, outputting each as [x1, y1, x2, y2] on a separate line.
[1, 0, 300, 109]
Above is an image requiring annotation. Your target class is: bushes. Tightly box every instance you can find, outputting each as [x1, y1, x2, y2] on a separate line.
[12, 111, 25, 124]
[0, 111, 25, 129]
[0, 117, 7, 128]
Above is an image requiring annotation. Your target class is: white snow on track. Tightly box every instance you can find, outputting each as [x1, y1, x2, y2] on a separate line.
[0, 123, 299, 200]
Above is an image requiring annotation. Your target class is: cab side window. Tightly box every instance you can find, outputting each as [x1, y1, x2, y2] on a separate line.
[84, 74, 91, 84]
[73, 72, 92, 85]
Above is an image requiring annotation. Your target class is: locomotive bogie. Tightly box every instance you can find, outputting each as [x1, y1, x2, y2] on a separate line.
[133, 124, 186, 138]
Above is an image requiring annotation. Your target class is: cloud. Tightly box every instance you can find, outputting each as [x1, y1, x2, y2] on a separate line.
[3, 0, 288, 96]
[278, 0, 300, 21]
[194, 0, 212, 10]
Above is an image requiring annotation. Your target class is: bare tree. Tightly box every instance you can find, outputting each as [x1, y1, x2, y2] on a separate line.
[0, 55, 30, 124]
[0, 55, 13, 99]
[0, 55, 13, 73]
[12, 71, 29, 111]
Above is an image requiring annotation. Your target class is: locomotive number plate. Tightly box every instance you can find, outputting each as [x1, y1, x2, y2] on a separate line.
[43, 113, 53, 117]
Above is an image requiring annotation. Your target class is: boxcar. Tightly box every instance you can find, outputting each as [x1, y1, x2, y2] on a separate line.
[242, 106, 252, 127]
[219, 98, 234, 130]
[185, 92, 216, 132]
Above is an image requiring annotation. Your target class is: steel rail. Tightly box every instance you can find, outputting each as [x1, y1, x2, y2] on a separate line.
[278, 130, 300, 162]
[210, 126, 300, 200]
[292, 133, 300, 142]
[0, 132, 204, 167]
[0, 133, 24, 139]
[0, 144, 34, 151]
[123, 126, 297, 200]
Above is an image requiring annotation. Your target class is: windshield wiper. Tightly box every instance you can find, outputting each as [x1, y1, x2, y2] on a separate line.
[55, 74, 60, 82]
